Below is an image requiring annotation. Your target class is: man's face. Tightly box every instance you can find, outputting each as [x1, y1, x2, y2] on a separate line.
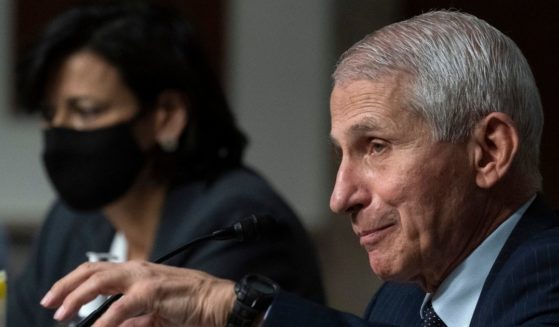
[329, 78, 479, 288]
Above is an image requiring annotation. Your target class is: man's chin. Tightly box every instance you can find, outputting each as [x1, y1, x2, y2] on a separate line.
[368, 254, 409, 282]
[369, 255, 394, 280]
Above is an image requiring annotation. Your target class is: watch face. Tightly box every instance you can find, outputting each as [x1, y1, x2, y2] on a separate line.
[228, 275, 279, 327]
[246, 275, 278, 296]
[252, 279, 276, 294]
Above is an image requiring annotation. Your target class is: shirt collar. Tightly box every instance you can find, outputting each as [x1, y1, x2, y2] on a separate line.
[420, 195, 535, 327]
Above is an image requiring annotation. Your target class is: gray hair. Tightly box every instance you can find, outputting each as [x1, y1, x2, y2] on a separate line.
[333, 10, 543, 188]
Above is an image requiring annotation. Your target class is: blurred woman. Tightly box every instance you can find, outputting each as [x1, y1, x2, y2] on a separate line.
[9, 3, 323, 326]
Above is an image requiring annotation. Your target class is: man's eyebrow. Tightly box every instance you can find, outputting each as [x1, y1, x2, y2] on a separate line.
[329, 117, 381, 151]
[329, 123, 373, 149]
[347, 117, 381, 135]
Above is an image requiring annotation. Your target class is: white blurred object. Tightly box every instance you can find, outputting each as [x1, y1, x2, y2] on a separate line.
[77, 232, 127, 319]
[0, 270, 6, 327]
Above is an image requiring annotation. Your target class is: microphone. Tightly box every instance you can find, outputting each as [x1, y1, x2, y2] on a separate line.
[210, 213, 276, 242]
[76, 214, 277, 327]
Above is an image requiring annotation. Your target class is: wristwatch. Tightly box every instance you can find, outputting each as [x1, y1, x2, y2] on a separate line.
[226, 274, 279, 327]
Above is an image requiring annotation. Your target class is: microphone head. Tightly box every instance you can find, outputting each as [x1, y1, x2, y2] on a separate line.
[233, 214, 277, 241]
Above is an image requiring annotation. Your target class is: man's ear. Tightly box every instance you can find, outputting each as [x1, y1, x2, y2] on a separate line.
[472, 112, 519, 189]
[153, 90, 188, 152]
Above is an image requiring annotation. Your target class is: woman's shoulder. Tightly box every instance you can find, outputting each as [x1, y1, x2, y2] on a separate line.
[43, 201, 100, 225]
[163, 166, 300, 231]
[38, 201, 111, 248]
[171, 166, 285, 203]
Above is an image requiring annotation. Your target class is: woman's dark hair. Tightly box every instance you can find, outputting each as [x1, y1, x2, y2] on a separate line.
[18, 1, 247, 182]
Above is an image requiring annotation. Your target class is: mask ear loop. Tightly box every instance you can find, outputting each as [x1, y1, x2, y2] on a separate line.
[159, 138, 178, 153]
[128, 104, 174, 153]
[151, 92, 186, 154]
[133, 100, 183, 183]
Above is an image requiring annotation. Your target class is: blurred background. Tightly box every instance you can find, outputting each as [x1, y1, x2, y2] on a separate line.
[1, 0, 558, 316]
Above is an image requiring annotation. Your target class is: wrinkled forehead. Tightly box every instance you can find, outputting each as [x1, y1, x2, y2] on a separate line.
[329, 77, 430, 146]
[330, 77, 410, 121]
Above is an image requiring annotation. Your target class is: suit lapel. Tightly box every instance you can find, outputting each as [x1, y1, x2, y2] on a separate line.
[471, 194, 559, 325]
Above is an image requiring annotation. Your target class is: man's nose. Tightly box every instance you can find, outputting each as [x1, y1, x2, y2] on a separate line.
[330, 160, 362, 215]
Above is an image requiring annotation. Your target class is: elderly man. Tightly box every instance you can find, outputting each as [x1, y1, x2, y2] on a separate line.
[39, 10, 559, 327]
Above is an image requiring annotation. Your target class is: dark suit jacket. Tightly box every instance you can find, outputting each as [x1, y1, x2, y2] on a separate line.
[8, 166, 324, 327]
[264, 195, 559, 326]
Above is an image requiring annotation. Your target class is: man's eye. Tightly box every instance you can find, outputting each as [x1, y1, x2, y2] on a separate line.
[370, 141, 386, 154]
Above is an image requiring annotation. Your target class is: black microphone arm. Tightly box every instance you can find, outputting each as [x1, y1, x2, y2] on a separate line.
[76, 214, 276, 327]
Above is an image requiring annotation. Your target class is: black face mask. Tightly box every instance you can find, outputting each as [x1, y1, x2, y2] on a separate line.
[42, 120, 146, 211]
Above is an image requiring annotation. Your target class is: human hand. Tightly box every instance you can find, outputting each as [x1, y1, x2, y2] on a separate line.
[40, 261, 235, 327]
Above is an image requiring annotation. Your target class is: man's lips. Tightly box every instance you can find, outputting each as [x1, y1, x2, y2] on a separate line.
[358, 224, 396, 248]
